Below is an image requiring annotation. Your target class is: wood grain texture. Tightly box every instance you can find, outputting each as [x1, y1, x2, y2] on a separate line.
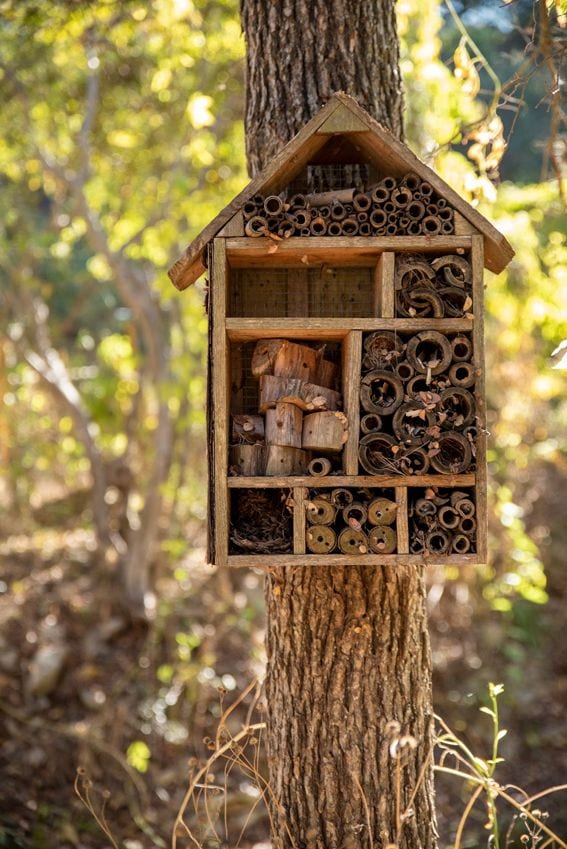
[227, 473, 476, 488]
[396, 487, 409, 554]
[229, 552, 480, 567]
[471, 235, 488, 564]
[376, 251, 395, 317]
[227, 316, 472, 342]
[293, 486, 308, 554]
[212, 239, 229, 567]
[343, 331, 362, 474]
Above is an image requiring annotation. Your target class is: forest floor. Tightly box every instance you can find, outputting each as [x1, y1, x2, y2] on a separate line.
[1, 501, 566, 848]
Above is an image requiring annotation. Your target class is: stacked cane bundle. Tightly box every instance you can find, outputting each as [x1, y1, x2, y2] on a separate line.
[230, 339, 347, 477]
[395, 253, 473, 318]
[305, 488, 397, 555]
[243, 173, 455, 239]
[409, 488, 476, 555]
[358, 330, 477, 475]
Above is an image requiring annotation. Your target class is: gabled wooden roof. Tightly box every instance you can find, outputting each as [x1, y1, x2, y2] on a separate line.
[168, 93, 514, 290]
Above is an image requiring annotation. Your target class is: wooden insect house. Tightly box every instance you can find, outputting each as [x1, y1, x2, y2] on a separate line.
[169, 94, 514, 569]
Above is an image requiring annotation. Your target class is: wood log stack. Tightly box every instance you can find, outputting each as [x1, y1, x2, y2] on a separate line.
[395, 253, 473, 318]
[230, 339, 347, 477]
[305, 488, 397, 555]
[242, 173, 455, 239]
[358, 330, 477, 475]
[408, 487, 476, 555]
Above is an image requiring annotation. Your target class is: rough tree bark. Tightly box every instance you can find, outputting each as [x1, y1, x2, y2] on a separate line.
[240, 2, 437, 847]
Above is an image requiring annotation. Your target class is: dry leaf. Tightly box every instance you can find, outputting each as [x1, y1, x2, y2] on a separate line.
[463, 296, 473, 311]
[267, 242, 279, 254]
[358, 545, 367, 554]
[348, 518, 362, 532]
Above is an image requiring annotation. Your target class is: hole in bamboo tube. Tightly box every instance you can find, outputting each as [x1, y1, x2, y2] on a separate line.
[277, 420, 283, 427]
[302, 362, 308, 368]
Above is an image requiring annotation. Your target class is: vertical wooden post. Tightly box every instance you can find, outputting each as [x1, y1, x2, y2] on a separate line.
[395, 487, 409, 554]
[293, 486, 307, 554]
[342, 331, 362, 475]
[213, 239, 229, 567]
[471, 234, 487, 563]
[374, 251, 395, 317]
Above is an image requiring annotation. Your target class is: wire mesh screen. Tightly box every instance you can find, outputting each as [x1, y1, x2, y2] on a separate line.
[230, 267, 375, 318]
[284, 163, 370, 195]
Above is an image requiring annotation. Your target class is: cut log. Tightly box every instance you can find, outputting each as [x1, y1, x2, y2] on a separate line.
[229, 444, 266, 476]
[274, 340, 319, 382]
[265, 402, 303, 448]
[367, 498, 397, 526]
[315, 353, 338, 390]
[305, 496, 337, 526]
[305, 188, 355, 207]
[259, 375, 341, 413]
[264, 446, 308, 476]
[337, 527, 368, 555]
[368, 525, 397, 554]
[302, 411, 348, 453]
[232, 414, 265, 443]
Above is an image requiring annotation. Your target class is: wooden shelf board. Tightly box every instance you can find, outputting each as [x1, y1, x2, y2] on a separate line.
[226, 317, 473, 341]
[227, 553, 482, 568]
[228, 473, 476, 489]
[226, 236, 473, 268]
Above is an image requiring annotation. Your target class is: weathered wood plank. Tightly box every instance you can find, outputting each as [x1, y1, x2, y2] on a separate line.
[293, 487, 307, 554]
[375, 252, 395, 317]
[343, 331, 362, 474]
[395, 488, 409, 554]
[227, 473, 476, 489]
[217, 210, 244, 237]
[212, 239, 229, 567]
[471, 234, 487, 564]
[226, 317, 473, 342]
[227, 553, 481, 568]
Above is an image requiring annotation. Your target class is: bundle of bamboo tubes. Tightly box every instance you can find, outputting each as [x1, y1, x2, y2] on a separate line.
[305, 488, 397, 555]
[408, 488, 476, 555]
[358, 330, 477, 476]
[242, 173, 455, 239]
[395, 253, 473, 318]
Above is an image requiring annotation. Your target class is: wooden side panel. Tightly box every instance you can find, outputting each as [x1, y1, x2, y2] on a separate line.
[227, 553, 479, 568]
[395, 488, 409, 554]
[212, 239, 229, 567]
[375, 252, 395, 317]
[293, 487, 307, 554]
[342, 331, 362, 475]
[471, 235, 487, 564]
[217, 211, 244, 237]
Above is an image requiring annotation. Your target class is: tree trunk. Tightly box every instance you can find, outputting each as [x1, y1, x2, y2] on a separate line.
[241, 0, 404, 176]
[241, 1, 437, 847]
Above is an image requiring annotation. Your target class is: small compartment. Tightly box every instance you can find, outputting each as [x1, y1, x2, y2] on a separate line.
[395, 252, 473, 318]
[229, 266, 375, 318]
[229, 338, 346, 477]
[408, 486, 476, 556]
[358, 330, 477, 476]
[230, 489, 293, 554]
[305, 487, 397, 555]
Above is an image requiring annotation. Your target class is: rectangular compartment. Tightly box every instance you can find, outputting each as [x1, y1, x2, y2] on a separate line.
[304, 486, 398, 556]
[407, 485, 477, 557]
[229, 488, 294, 555]
[394, 250, 473, 320]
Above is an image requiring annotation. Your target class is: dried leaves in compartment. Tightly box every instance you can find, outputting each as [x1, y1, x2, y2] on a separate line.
[230, 489, 293, 553]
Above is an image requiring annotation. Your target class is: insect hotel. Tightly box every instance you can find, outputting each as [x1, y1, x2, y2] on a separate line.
[169, 94, 514, 569]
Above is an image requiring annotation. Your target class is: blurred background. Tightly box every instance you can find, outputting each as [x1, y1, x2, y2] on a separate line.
[0, 0, 566, 847]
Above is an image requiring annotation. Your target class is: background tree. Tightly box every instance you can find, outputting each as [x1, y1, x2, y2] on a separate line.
[240, 2, 436, 847]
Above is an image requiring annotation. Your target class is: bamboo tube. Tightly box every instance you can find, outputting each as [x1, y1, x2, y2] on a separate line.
[368, 525, 397, 554]
[407, 221, 421, 235]
[407, 200, 426, 220]
[302, 411, 348, 452]
[245, 216, 268, 237]
[441, 221, 454, 234]
[419, 181, 434, 197]
[403, 172, 420, 191]
[438, 207, 453, 221]
[300, 227, 310, 236]
[437, 505, 460, 529]
[277, 220, 294, 238]
[398, 215, 410, 230]
[229, 444, 266, 476]
[306, 496, 337, 525]
[425, 529, 450, 555]
[391, 186, 412, 208]
[318, 205, 331, 218]
[384, 201, 396, 214]
[307, 457, 332, 477]
[392, 402, 434, 444]
[360, 370, 404, 415]
[395, 362, 414, 382]
[451, 335, 473, 362]
[264, 195, 285, 216]
[406, 331, 452, 375]
[341, 218, 359, 236]
[310, 217, 327, 236]
[330, 203, 347, 220]
[353, 192, 371, 212]
[439, 387, 475, 429]
[342, 501, 368, 527]
[429, 431, 472, 474]
[338, 527, 368, 555]
[243, 200, 259, 220]
[328, 222, 342, 236]
[415, 498, 436, 517]
[452, 534, 471, 553]
[421, 215, 442, 235]
[385, 223, 397, 235]
[265, 402, 303, 448]
[306, 525, 337, 554]
[359, 222, 371, 235]
[449, 362, 475, 388]
[289, 193, 306, 208]
[358, 432, 397, 474]
[370, 209, 387, 229]
[331, 488, 354, 507]
[436, 197, 448, 209]
[399, 447, 430, 474]
[367, 497, 397, 526]
[293, 210, 310, 227]
[370, 185, 390, 204]
[357, 212, 369, 222]
[459, 516, 477, 535]
[264, 446, 308, 476]
[453, 496, 475, 517]
[360, 413, 383, 434]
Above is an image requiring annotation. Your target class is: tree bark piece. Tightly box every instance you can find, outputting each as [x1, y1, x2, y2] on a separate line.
[232, 414, 265, 443]
[265, 402, 303, 448]
[302, 411, 348, 452]
[259, 375, 341, 413]
[229, 444, 266, 476]
[264, 446, 308, 476]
